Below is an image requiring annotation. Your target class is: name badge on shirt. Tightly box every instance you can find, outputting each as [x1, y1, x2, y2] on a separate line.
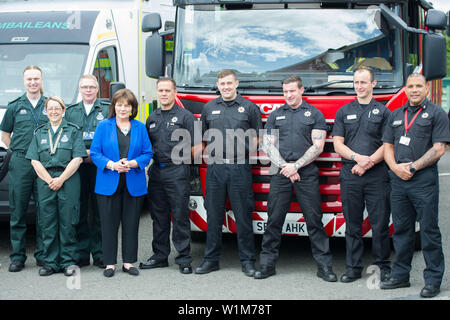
[399, 136, 411, 146]
[20, 109, 27, 115]
[276, 116, 286, 120]
[212, 110, 221, 115]
[347, 114, 357, 120]
[149, 123, 156, 129]
[393, 120, 402, 126]
[83, 131, 95, 140]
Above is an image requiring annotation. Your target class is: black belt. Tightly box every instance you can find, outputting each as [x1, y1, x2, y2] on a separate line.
[154, 162, 177, 168]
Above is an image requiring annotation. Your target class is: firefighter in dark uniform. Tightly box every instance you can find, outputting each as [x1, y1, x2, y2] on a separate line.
[332, 67, 391, 283]
[254, 75, 336, 281]
[381, 73, 450, 298]
[195, 69, 262, 277]
[140, 77, 197, 274]
[26, 96, 87, 276]
[0, 65, 47, 272]
[65, 75, 109, 268]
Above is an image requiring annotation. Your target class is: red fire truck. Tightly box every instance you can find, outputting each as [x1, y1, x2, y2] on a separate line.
[142, 0, 448, 240]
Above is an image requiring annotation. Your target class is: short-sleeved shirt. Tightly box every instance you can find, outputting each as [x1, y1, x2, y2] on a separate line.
[265, 100, 327, 164]
[146, 104, 198, 164]
[26, 119, 87, 168]
[332, 98, 390, 164]
[65, 99, 110, 149]
[382, 99, 450, 164]
[200, 94, 262, 161]
[0, 93, 48, 153]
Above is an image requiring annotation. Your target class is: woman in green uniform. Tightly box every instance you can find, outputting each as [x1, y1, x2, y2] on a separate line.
[26, 96, 87, 276]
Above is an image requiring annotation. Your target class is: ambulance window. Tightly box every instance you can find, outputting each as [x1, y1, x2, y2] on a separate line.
[93, 47, 118, 99]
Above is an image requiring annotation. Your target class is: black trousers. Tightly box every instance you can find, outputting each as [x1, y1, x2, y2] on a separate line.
[203, 164, 255, 264]
[147, 164, 192, 265]
[259, 170, 332, 268]
[389, 166, 444, 286]
[340, 163, 391, 274]
[97, 175, 144, 265]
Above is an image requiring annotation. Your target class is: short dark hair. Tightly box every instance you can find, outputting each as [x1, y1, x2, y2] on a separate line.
[157, 77, 177, 89]
[108, 89, 138, 120]
[217, 69, 237, 80]
[354, 67, 375, 82]
[282, 75, 303, 88]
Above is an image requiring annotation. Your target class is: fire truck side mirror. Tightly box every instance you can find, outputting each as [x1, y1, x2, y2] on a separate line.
[422, 33, 447, 81]
[424, 9, 447, 31]
[142, 13, 164, 79]
[142, 13, 162, 32]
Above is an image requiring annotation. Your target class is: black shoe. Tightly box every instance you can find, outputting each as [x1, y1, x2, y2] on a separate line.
[8, 260, 25, 272]
[36, 259, 44, 267]
[194, 261, 219, 274]
[103, 268, 116, 278]
[317, 266, 337, 282]
[340, 271, 362, 283]
[63, 265, 77, 277]
[76, 259, 90, 268]
[122, 265, 139, 276]
[380, 268, 391, 282]
[380, 277, 411, 289]
[420, 284, 440, 298]
[93, 259, 106, 269]
[254, 266, 276, 279]
[139, 259, 169, 269]
[179, 264, 193, 274]
[39, 266, 56, 276]
[242, 263, 256, 277]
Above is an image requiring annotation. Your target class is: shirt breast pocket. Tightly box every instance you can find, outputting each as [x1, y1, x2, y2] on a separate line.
[37, 142, 51, 163]
[366, 115, 383, 137]
[232, 112, 249, 129]
[415, 118, 432, 139]
[343, 117, 359, 135]
[57, 143, 73, 163]
[206, 113, 221, 126]
[15, 113, 32, 124]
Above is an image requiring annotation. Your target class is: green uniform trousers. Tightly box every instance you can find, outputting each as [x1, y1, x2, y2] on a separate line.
[8, 152, 44, 263]
[37, 170, 80, 271]
[75, 163, 102, 262]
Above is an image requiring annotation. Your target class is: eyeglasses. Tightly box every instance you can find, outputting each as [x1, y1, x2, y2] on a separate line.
[80, 86, 98, 90]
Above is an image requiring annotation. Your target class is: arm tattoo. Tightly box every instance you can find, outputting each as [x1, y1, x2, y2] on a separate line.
[414, 143, 446, 170]
[261, 134, 286, 168]
[295, 129, 326, 168]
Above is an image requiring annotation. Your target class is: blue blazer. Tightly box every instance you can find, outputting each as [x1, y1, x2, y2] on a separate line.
[90, 117, 153, 197]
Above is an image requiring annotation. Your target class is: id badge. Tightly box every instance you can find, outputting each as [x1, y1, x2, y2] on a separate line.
[83, 131, 94, 141]
[399, 135, 411, 146]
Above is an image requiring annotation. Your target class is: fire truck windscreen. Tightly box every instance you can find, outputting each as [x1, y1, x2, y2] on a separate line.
[172, 5, 403, 91]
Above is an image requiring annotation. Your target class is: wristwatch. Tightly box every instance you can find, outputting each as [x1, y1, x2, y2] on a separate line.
[409, 163, 416, 174]
[350, 154, 356, 161]
[294, 163, 301, 170]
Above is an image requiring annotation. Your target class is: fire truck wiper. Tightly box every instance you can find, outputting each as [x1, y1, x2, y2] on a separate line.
[304, 80, 354, 92]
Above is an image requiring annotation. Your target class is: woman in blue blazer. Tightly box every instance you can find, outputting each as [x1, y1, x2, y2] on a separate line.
[90, 89, 152, 277]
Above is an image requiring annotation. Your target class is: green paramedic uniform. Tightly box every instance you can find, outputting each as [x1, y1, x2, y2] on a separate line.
[0, 93, 47, 264]
[65, 99, 109, 265]
[26, 119, 87, 271]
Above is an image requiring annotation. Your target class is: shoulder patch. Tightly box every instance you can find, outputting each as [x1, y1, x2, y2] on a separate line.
[7, 96, 21, 106]
[33, 123, 46, 134]
[67, 121, 81, 130]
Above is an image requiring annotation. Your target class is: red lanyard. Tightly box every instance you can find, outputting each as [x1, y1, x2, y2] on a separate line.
[404, 107, 422, 135]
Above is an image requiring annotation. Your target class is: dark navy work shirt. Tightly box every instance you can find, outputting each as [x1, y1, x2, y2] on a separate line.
[382, 99, 450, 164]
[332, 98, 390, 164]
[146, 104, 197, 164]
[265, 100, 327, 163]
[200, 94, 262, 161]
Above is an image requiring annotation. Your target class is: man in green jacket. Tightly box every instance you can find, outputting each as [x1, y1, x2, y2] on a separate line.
[65, 75, 109, 268]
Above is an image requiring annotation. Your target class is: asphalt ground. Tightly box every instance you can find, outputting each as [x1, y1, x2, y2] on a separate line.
[0, 152, 449, 313]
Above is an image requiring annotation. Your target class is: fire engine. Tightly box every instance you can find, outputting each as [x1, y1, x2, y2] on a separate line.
[143, 0, 448, 242]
